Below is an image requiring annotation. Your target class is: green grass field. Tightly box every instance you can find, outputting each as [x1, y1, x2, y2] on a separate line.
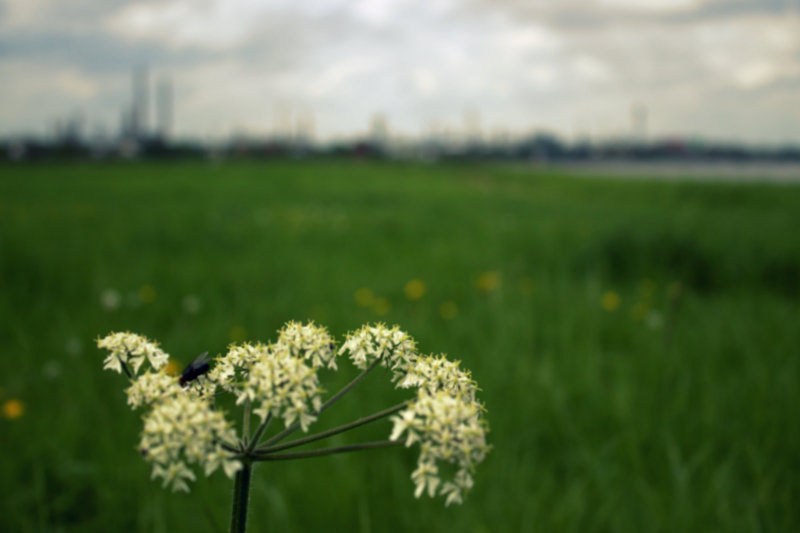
[1, 159, 798, 532]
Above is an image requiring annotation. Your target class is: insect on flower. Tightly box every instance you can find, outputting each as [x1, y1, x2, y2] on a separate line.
[179, 351, 211, 387]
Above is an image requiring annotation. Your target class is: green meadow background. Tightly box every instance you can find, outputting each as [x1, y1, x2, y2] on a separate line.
[1, 159, 798, 532]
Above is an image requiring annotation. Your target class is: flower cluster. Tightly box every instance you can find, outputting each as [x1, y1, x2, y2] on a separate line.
[126, 371, 181, 409]
[210, 325, 330, 433]
[389, 355, 489, 505]
[395, 354, 477, 401]
[98, 332, 169, 375]
[140, 393, 240, 492]
[100, 321, 489, 505]
[237, 344, 323, 431]
[207, 342, 267, 394]
[98, 332, 240, 492]
[276, 321, 338, 369]
[338, 323, 417, 380]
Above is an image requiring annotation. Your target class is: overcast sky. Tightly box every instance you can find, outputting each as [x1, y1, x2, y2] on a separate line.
[1, 0, 799, 144]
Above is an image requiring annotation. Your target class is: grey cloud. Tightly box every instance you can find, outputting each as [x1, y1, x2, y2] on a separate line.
[1, 0, 798, 142]
[461, 0, 798, 29]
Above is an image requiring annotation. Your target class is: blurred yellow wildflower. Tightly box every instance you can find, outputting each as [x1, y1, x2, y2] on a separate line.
[630, 302, 650, 321]
[639, 279, 655, 299]
[440, 301, 458, 320]
[372, 297, 391, 316]
[139, 284, 157, 304]
[354, 287, 375, 307]
[404, 279, 427, 300]
[601, 291, 621, 311]
[668, 281, 682, 300]
[476, 271, 501, 293]
[165, 359, 182, 376]
[2, 399, 24, 419]
[230, 325, 247, 342]
[519, 277, 535, 294]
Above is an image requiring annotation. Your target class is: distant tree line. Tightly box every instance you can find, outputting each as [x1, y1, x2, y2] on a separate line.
[3, 132, 799, 163]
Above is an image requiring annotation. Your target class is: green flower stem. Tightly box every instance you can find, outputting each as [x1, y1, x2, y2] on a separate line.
[261, 358, 383, 447]
[253, 440, 401, 462]
[246, 413, 273, 453]
[241, 399, 252, 446]
[256, 401, 408, 454]
[230, 460, 253, 533]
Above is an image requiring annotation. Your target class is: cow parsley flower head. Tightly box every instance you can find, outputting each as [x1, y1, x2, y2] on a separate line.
[140, 393, 240, 492]
[338, 323, 417, 380]
[97, 332, 169, 375]
[396, 354, 478, 401]
[126, 371, 181, 409]
[276, 321, 338, 369]
[390, 388, 490, 506]
[236, 345, 323, 432]
[208, 342, 267, 394]
[100, 322, 489, 520]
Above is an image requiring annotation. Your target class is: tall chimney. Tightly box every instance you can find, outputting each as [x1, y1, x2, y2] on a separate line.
[156, 76, 173, 140]
[132, 66, 148, 139]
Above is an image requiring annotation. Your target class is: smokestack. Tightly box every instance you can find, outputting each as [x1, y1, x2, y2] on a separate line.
[156, 76, 173, 140]
[132, 66, 149, 139]
[631, 103, 647, 143]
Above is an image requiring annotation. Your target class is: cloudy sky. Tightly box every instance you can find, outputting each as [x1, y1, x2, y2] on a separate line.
[1, 0, 799, 144]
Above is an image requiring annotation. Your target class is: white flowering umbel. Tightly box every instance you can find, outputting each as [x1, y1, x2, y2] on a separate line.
[98, 332, 169, 375]
[396, 354, 478, 401]
[100, 321, 489, 533]
[126, 371, 181, 409]
[390, 389, 489, 506]
[207, 342, 267, 394]
[338, 323, 417, 380]
[140, 393, 240, 492]
[277, 321, 338, 369]
[236, 345, 323, 431]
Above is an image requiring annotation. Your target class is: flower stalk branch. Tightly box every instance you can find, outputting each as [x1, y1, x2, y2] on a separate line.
[246, 413, 273, 453]
[261, 357, 383, 447]
[253, 440, 402, 461]
[257, 401, 408, 454]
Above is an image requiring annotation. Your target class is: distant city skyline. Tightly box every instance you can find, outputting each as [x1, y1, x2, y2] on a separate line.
[1, 0, 799, 145]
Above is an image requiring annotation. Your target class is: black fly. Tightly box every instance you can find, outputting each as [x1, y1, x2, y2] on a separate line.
[179, 351, 211, 387]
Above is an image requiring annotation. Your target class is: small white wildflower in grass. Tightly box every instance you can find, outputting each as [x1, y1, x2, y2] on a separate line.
[646, 310, 664, 329]
[97, 332, 169, 375]
[182, 294, 202, 314]
[42, 359, 62, 379]
[276, 321, 338, 369]
[100, 288, 121, 311]
[65, 336, 83, 356]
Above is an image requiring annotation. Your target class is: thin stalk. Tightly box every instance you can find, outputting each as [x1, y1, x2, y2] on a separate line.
[229, 461, 253, 533]
[253, 440, 401, 462]
[241, 399, 252, 446]
[246, 413, 273, 453]
[221, 442, 241, 454]
[256, 401, 408, 454]
[261, 358, 383, 447]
